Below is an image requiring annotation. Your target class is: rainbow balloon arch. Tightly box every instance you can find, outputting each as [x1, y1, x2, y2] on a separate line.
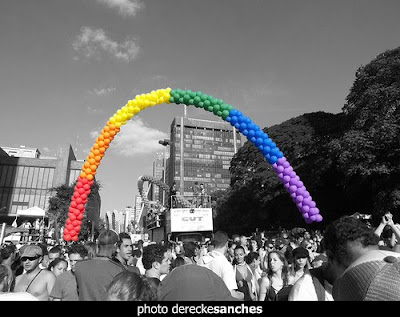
[63, 88, 322, 242]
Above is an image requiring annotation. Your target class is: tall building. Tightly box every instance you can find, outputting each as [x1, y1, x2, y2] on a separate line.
[152, 152, 164, 202]
[0, 144, 101, 225]
[167, 117, 242, 196]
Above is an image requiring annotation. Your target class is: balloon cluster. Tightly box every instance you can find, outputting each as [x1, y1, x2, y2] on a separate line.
[63, 89, 172, 241]
[169, 89, 322, 223]
[64, 88, 322, 242]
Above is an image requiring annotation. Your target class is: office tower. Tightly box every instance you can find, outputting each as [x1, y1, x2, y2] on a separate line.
[167, 117, 242, 195]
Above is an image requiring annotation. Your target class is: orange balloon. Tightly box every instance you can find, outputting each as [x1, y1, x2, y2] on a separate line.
[90, 165, 97, 172]
[98, 135, 104, 141]
[109, 130, 116, 137]
[98, 140, 105, 147]
[89, 158, 96, 165]
[104, 126, 110, 132]
[103, 132, 110, 139]
[99, 147, 106, 154]
[80, 172, 87, 178]
[86, 174, 94, 181]
[93, 149, 100, 156]
[84, 161, 90, 168]
[95, 155, 102, 162]
[85, 168, 92, 175]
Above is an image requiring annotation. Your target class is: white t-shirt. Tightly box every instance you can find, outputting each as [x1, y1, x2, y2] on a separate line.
[0, 292, 38, 301]
[288, 273, 334, 301]
[197, 250, 238, 291]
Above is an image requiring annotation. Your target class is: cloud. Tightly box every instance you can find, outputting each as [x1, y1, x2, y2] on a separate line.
[89, 87, 116, 96]
[96, 0, 144, 17]
[90, 117, 168, 157]
[73, 27, 140, 62]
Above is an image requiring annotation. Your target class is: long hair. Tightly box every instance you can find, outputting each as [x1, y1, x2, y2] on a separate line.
[106, 271, 157, 301]
[266, 251, 290, 286]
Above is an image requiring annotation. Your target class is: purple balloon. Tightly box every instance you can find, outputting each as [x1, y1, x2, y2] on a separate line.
[303, 191, 310, 198]
[304, 218, 313, 224]
[296, 187, 306, 196]
[284, 166, 293, 174]
[272, 163, 278, 169]
[282, 161, 290, 168]
[315, 214, 323, 222]
[295, 195, 304, 203]
[277, 165, 284, 173]
[296, 202, 303, 209]
[284, 182, 291, 189]
[297, 181, 304, 188]
[277, 157, 286, 165]
[301, 205, 310, 213]
[290, 192, 297, 199]
[289, 171, 297, 178]
[283, 175, 291, 183]
[302, 212, 310, 219]
[309, 207, 319, 215]
[289, 178, 298, 186]
[309, 215, 317, 222]
[277, 173, 284, 180]
[289, 185, 297, 193]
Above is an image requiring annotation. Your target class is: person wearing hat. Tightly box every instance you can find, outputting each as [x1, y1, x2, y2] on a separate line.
[288, 247, 312, 285]
[13, 244, 56, 301]
[158, 264, 239, 301]
[333, 249, 400, 300]
[74, 229, 126, 301]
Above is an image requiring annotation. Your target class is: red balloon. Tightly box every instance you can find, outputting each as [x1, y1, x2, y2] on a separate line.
[80, 193, 87, 201]
[63, 234, 71, 241]
[68, 213, 77, 221]
[71, 235, 78, 241]
[74, 226, 81, 233]
[72, 220, 81, 226]
[70, 201, 77, 208]
[66, 218, 72, 225]
[83, 184, 91, 190]
[73, 192, 80, 198]
[73, 209, 80, 216]
[81, 178, 88, 184]
[75, 197, 82, 205]
[76, 181, 83, 188]
[77, 213, 84, 220]
[66, 224, 74, 231]
[78, 188, 85, 195]
[69, 230, 76, 236]
[69, 207, 77, 213]
[77, 204, 84, 211]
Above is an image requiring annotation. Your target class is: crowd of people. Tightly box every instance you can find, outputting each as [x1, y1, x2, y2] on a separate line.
[1, 212, 400, 301]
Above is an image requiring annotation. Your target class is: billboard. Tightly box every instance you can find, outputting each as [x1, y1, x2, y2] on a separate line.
[170, 208, 213, 232]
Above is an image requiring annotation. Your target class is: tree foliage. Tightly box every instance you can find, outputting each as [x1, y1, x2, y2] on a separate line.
[215, 46, 400, 235]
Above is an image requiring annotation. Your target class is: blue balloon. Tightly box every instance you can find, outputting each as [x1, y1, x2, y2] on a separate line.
[248, 129, 255, 137]
[234, 123, 240, 129]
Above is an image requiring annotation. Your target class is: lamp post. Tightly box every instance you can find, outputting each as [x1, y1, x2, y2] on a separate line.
[158, 139, 170, 205]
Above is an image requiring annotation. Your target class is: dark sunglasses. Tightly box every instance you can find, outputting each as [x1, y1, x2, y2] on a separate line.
[21, 255, 41, 262]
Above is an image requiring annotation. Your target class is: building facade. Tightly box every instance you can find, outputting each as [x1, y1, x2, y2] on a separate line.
[168, 117, 242, 196]
[0, 144, 100, 225]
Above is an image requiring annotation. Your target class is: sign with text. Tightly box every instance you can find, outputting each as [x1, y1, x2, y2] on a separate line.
[170, 208, 213, 232]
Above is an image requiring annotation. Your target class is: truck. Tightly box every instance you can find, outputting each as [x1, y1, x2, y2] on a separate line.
[146, 195, 213, 244]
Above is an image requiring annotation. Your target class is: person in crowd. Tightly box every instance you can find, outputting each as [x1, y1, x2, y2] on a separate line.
[227, 240, 237, 264]
[169, 181, 178, 208]
[239, 235, 250, 254]
[37, 243, 50, 269]
[249, 238, 260, 253]
[199, 183, 206, 207]
[84, 241, 97, 259]
[135, 239, 146, 275]
[300, 239, 318, 262]
[0, 264, 38, 301]
[191, 181, 201, 207]
[20, 220, 32, 243]
[289, 215, 380, 301]
[48, 245, 63, 264]
[374, 212, 400, 251]
[288, 247, 311, 285]
[197, 230, 244, 300]
[106, 271, 157, 301]
[333, 248, 400, 300]
[113, 232, 140, 275]
[246, 251, 263, 295]
[47, 257, 68, 277]
[0, 244, 18, 291]
[142, 244, 172, 284]
[158, 264, 238, 301]
[258, 250, 292, 301]
[233, 246, 257, 301]
[13, 244, 56, 301]
[74, 229, 126, 301]
[49, 243, 88, 301]
[182, 241, 200, 264]
[171, 256, 186, 270]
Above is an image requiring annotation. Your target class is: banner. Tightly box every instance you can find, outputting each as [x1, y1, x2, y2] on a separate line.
[170, 208, 213, 232]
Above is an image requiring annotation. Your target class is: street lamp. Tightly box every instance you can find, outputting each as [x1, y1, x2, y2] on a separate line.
[158, 139, 170, 205]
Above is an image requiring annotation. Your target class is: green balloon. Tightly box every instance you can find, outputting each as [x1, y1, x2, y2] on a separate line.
[207, 106, 214, 112]
[193, 96, 201, 105]
[204, 100, 211, 107]
[222, 110, 230, 118]
[198, 101, 204, 108]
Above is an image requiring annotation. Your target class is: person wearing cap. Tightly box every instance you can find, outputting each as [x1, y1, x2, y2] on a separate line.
[288, 247, 312, 285]
[13, 244, 56, 301]
[197, 231, 244, 300]
[158, 264, 239, 301]
[74, 229, 126, 301]
[333, 249, 400, 300]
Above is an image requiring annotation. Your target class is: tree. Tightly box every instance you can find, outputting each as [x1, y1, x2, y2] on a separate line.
[47, 180, 102, 242]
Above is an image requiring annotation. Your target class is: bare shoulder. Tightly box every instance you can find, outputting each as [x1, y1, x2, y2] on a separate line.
[41, 270, 56, 281]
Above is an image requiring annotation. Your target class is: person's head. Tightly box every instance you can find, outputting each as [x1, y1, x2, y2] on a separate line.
[212, 231, 229, 250]
[267, 251, 289, 282]
[142, 244, 171, 276]
[234, 246, 246, 265]
[106, 271, 157, 301]
[48, 246, 62, 263]
[232, 234, 240, 244]
[19, 245, 43, 273]
[48, 257, 68, 277]
[171, 256, 186, 269]
[264, 240, 275, 253]
[116, 233, 133, 262]
[0, 264, 9, 292]
[323, 215, 380, 278]
[249, 239, 259, 252]
[239, 235, 248, 247]
[334, 250, 400, 301]
[84, 241, 97, 259]
[245, 251, 260, 268]
[97, 229, 119, 256]
[0, 244, 17, 264]
[183, 241, 198, 259]
[67, 243, 88, 273]
[291, 247, 311, 272]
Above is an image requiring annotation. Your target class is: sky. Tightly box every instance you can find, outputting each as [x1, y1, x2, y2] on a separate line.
[1, 0, 399, 216]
